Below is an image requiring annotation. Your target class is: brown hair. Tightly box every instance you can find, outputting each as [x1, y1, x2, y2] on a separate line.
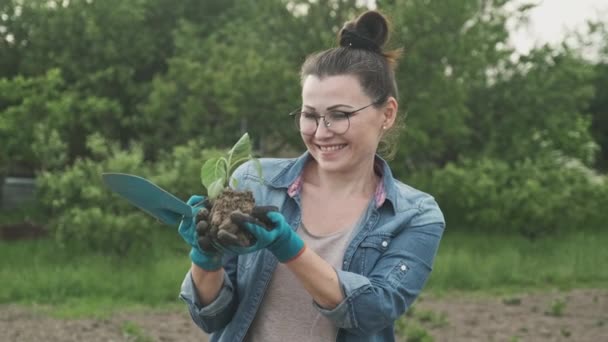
[300, 10, 403, 158]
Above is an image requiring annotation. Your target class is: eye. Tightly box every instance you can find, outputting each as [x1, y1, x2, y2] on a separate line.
[302, 112, 318, 120]
[328, 111, 349, 121]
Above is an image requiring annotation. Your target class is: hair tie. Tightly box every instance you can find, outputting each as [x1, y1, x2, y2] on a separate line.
[339, 29, 381, 53]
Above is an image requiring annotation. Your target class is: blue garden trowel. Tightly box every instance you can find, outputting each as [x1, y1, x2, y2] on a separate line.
[101, 173, 193, 226]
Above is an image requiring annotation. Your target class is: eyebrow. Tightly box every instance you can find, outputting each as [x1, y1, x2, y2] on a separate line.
[303, 104, 354, 111]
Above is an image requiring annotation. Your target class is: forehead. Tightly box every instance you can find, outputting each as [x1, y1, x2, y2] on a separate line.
[301, 75, 367, 106]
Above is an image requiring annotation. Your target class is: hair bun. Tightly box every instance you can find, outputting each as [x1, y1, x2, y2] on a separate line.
[339, 11, 389, 53]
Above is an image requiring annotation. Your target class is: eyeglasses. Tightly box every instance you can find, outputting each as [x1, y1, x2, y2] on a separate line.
[289, 97, 385, 136]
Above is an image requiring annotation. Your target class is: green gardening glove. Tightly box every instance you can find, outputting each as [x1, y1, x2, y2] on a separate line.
[178, 195, 224, 271]
[229, 206, 305, 263]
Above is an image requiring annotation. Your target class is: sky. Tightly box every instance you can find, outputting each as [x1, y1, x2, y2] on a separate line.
[509, 0, 608, 54]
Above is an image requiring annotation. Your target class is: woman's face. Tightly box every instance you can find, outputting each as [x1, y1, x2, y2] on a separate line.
[300, 74, 397, 174]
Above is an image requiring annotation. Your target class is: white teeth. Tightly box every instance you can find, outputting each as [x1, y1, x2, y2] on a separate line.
[319, 144, 346, 152]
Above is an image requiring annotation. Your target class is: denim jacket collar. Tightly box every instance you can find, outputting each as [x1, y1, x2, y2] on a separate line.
[265, 151, 398, 215]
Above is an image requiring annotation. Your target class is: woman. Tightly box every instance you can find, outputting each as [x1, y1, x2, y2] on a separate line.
[178, 10, 445, 342]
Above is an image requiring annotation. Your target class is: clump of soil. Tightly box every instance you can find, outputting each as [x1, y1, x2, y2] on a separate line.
[196, 189, 256, 250]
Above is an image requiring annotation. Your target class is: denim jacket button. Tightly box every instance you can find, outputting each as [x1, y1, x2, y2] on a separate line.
[400, 265, 407, 271]
[381, 241, 388, 248]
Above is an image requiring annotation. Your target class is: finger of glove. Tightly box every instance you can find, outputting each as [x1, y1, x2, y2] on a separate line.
[230, 212, 273, 242]
[178, 215, 195, 234]
[217, 229, 241, 246]
[198, 235, 220, 253]
[196, 208, 210, 223]
[230, 211, 270, 230]
[186, 195, 205, 206]
[251, 207, 288, 229]
[178, 217, 197, 246]
[265, 210, 289, 227]
[194, 197, 213, 210]
[196, 220, 210, 235]
[251, 206, 279, 230]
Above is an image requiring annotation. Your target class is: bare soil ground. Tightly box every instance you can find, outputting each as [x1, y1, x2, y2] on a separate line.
[1, 289, 606, 342]
[412, 288, 607, 342]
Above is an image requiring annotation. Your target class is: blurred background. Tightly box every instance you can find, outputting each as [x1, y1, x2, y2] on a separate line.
[0, 0, 607, 341]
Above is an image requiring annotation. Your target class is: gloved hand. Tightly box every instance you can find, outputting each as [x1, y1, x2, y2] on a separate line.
[178, 195, 223, 271]
[230, 206, 305, 263]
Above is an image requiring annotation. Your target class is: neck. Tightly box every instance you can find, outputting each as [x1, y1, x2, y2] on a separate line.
[303, 157, 378, 199]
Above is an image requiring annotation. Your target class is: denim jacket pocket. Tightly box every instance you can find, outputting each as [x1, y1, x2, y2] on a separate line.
[357, 234, 393, 275]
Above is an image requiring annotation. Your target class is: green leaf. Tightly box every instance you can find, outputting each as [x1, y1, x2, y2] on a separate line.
[207, 178, 225, 199]
[228, 133, 251, 169]
[201, 133, 263, 196]
[200, 157, 227, 192]
[228, 155, 251, 177]
[230, 177, 239, 189]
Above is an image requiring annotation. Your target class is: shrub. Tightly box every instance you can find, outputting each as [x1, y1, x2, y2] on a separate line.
[410, 155, 607, 238]
[37, 134, 222, 254]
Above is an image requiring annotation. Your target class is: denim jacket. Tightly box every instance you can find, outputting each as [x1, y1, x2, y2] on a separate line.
[180, 152, 445, 341]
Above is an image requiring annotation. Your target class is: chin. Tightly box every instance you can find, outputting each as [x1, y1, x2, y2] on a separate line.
[314, 161, 350, 174]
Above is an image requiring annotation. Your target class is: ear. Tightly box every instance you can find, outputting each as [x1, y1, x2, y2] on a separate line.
[382, 96, 398, 129]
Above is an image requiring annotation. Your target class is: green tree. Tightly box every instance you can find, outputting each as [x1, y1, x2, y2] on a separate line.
[0, 69, 120, 175]
[379, 0, 516, 172]
[470, 46, 598, 165]
[377, 1, 598, 177]
[0, 0, 240, 172]
[588, 21, 608, 171]
[141, 0, 363, 155]
[590, 62, 608, 170]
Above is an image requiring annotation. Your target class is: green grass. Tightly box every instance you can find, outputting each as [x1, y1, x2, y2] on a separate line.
[395, 317, 435, 342]
[121, 320, 155, 342]
[1, 229, 607, 317]
[426, 230, 608, 294]
[0, 231, 191, 317]
[545, 297, 567, 317]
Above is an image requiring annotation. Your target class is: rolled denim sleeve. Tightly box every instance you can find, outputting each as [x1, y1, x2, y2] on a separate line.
[179, 269, 238, 333]
[312, 270, 371, 329]
[314, 197, 445, 334]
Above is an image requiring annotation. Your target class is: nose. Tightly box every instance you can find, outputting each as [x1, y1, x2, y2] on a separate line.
[314, 119, 334, 138]
[321, 116, 331, 128]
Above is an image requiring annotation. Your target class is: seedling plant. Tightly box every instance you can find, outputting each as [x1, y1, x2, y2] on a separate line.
[198, 133, 262, 249]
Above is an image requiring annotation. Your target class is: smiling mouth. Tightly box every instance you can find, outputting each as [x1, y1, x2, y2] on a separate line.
[317, 144, 347, 152]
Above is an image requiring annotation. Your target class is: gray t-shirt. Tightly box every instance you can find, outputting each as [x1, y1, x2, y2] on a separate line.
[244, 223, 353, 342]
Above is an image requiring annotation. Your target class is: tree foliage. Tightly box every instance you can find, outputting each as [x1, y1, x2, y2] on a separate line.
[1, 0, 607, 244]
[470, 47, 598, 165]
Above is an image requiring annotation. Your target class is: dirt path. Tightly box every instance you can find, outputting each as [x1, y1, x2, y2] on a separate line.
[1, 289, 606, 341]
